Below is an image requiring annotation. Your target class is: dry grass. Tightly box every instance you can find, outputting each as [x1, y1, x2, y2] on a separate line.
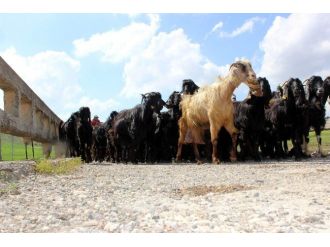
[35, 158, 81, 175]
[0, 169, 20, 196]
[0, 182, 19, 196]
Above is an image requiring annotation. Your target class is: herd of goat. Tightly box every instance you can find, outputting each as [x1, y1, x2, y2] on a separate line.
[58, 60, 330, 164]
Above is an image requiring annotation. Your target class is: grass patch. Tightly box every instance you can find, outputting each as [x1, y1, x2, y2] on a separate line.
[1, 130, 330, 161]
[35, 158, 81, 175]
[0, 182, 19, 196]
[0, 133, 55, 161]
[308, 129, 330, 153]
[287, 129, 330, 153]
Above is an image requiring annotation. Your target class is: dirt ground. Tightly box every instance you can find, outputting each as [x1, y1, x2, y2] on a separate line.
[0, 158, 330, 232]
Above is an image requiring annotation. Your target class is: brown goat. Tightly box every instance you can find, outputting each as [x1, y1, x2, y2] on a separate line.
[176, 60, 260, 164]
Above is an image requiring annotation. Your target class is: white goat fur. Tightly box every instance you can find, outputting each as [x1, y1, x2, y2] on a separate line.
[176, 60, 259, 163]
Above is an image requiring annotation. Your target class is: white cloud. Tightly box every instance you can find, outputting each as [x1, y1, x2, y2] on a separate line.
[73, 14, 254, 103]
[1, 47, 82, 102]
[73, 14, 160, 63]
[259, 14, 330, 87]
[121, 28, 228, 98]
[204, 21, 224, 39]
[211, 21, 224, 33]
[212, 17, 264, 38]
[63, 96, 120, 121]
[0, 47, 119, 121]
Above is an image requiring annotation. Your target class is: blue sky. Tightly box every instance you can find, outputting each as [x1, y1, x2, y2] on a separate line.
[1, 13, 330, 120]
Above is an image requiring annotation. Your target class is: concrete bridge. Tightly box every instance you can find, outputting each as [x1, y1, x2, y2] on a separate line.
[0, 56, 62, 157]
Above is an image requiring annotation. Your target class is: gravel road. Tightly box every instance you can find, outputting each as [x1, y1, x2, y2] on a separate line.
[1, 158, 330, 232]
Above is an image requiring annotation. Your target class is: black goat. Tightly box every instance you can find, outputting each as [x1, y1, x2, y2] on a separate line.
[147, 91, 182, 162]
[78, 107, 93, 163]
[163, 91, 182, 161]
[60, 111, 80, 157]
[303, 76, 326, 157]
[92, 125, 107, 162]
[265, 78, 307, 160]
[112, 92, 165, 163]
[234, 77, 272, 161]
[323, 76, 330, 105]
[104, 111, 119, 162]
[181, 79, 199, 95]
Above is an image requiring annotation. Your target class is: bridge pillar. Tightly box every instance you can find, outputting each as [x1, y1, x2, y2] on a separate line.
[20, 94, 33, 134]
[31, 100, 37, 136]
[4, 89, 20, 117]
[42, 143, 52, 159]
[54, 141, 66, 158]
[0, 134, 2, 161]
[50, 121, 56, 140]
[35, 109, 43, 131]
[42, 114, 49, 139]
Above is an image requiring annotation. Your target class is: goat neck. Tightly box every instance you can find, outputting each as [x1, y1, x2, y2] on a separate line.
[218, 75, 242, 101]
[141, 102, 154, 122]
[168, 105, 181, 120]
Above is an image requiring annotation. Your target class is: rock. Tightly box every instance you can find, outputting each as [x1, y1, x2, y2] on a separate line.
[152, 215, 160, 220]
[83, 220, 98, 227]
[303, 216, 324, 224]
[104, 222, 119, 232]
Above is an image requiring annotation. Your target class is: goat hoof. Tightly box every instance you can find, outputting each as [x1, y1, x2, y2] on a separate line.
[196, 160, 203, 165]
[254, 157, 261, 162]
[230, 156, 237, 162]
[295, 157, 302, 161]
[212, 158, 220, 164]
[311, 151, 326, 158]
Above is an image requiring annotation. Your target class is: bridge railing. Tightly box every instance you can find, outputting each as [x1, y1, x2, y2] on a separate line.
[0, 56, 62, 159]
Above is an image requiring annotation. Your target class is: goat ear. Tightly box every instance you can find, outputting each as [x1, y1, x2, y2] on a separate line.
[306, 79, 312, 101]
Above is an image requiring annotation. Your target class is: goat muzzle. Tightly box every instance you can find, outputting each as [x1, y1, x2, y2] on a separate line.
[247, 79, 260, 91]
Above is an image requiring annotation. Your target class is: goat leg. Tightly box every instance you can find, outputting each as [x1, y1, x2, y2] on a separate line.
[176, 143, 183, 162]
[211, 139, 220, 164]
[229, 132, 238, 162]
[193, 143, 202, 164]
[283, 140, 288, 154]
[316, 134, 326, 157]
[176, 119, 187, 162]
[302, 135, 310, 157]
[210, 122, 221, 164]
